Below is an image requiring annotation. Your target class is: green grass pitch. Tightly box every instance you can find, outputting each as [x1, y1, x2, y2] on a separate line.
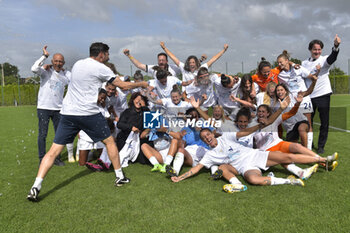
[1, 95, 350, 233]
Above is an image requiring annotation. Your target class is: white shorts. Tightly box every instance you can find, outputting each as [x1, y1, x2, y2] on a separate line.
[185, 144, 208, 167]
[231, 150, 269, 176]
[78, 138, 105, 150]
[299, 96, 313, 114]
[158, 148, 168, 162]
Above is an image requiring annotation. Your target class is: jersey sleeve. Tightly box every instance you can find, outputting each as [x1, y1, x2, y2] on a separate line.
[99, 65, 116, 82]
[222, 132, 238, 142]
[199, 151, 215, 169]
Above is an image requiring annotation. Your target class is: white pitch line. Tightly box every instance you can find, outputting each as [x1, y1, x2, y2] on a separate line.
[314, 122, 350, 133]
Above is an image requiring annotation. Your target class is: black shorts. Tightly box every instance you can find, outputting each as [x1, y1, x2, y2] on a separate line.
[286, 120, 309, 141]
[54, 113, 111, 145]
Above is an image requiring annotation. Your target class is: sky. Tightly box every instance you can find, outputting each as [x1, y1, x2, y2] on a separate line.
[1, 0, 349, 78]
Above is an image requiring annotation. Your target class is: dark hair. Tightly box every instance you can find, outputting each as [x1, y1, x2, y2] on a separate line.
[257, 57, 272, 74]
[185, 107, 199, 116]
[199, 128, 212, 141]
[197, 67, 209, 77]
[107, 77, 116, 86]
[239, 74, 254, 100]
[277, 50, 290, 61]
[105, 62, 117, 74]
[235, 107, 251, 123]
[275, 83, 290, 99]
[90, 42, 109, 57]
[221, 74, 231, 87]
[308, 39, 324, 51]
[133, 70, 144, 81]
[184, 55, 200, 72]
[128, 92, 148, 108]
[153, 66, 170, 80]
[157, 52, 168, 61]
[257, 104, 272, 116]
[99, 88, 107, 95]
[171, 84, 181, 95]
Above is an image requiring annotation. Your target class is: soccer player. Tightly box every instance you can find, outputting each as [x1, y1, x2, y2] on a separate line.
[31, 45, 74, 165]
[123, 48, 181, 79]
[302, 34, 341, 154]
[171, 128, 338, 193]
[27, 42, 148, 202]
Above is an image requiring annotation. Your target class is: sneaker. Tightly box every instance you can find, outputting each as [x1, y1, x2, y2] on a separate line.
[300, 164, 319, 180]
[159, 164, 167, 173]
[68, 155, 75, 163]
[85, 162, 103, 172]
[267, 172, 275, 177]
[165, 165, 177, 177]
[114, 177, 131, 187]
[151, 164, 162, 172]
[223, 184, 247, 193]
[326, 152, 338, 171]
[287, 175, 305, 187]
[210, 169, 223, 180]
[27, 187, 40, 202]
[97, 159, 110, 170]
[54, 158, 65, 166]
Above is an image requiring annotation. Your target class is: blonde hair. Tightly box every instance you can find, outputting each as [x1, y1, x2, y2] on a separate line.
[212, 105, 226, 122]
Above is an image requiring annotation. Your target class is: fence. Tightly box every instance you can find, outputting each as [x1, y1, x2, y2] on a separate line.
[0, 75, 349, 106]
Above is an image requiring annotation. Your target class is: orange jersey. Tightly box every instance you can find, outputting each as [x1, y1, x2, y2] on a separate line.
[252, 67, 280, 91]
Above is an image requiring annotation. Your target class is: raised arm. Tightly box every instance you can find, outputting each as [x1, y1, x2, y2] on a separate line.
[327, 34, 341, 65]
[190, 96, 210, 120]
[230, 95, 256, 110]
[282, 94, 303, 121]
[31, 45, 49, 74]
[262, 96, 291, 125]
[171, 164, 204, 182]
[160, 42, 180, 67]
[123, 49, 147, 72]
[207, 44, 229, 67]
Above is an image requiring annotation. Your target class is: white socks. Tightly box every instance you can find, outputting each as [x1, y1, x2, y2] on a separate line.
[270, 177, 290, 185]
[286, 164, 303, 178]
[114, 168, 124, 179]
[164, 155, 173, 165]
[229, 177, 242, 185]
[210, 165, 219, 175]
[149, 156, 159, 166]
[173, 152, 184, 175]
[66, 143, 74, 156]
[307, 132, 313, 150]
[33, 177, 43, 190]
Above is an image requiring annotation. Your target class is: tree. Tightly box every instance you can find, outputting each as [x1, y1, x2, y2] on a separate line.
[0, 62, 19, 77]
[329, 66, 345, 75]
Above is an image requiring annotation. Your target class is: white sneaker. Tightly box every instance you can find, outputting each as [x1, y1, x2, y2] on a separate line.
[287, 175, 305, 187]
[300, 164, 318, 180]
[68, 155, 75, 163]
[223, 183, 247, 193]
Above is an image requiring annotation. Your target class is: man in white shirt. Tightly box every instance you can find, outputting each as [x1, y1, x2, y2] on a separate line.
[27, 42, 149, 202]
[123, 49, 181, 79]
[31, 45, 73, 166]
[302, 35, 341, 154]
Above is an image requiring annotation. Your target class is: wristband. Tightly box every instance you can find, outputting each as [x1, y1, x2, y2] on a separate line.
[43, 54, 49, 58]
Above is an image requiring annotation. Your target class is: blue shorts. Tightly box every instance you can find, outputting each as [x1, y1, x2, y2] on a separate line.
[54, 113, 111, 145]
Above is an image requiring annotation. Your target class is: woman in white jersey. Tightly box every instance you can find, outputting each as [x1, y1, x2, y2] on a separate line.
[160, 42, 228, 100]
[277, 50, 320, 149]
[171, 128, 338, 193]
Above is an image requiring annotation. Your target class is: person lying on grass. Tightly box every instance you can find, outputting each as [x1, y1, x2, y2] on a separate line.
[170, 100, 339, 193]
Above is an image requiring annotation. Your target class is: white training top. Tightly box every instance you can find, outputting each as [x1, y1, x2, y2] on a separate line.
[253, 115, 283, 151]
[31, 55, 71, 110]
[147, 64, 181, 79]
[213, 118, 236, 135]
[186, 74, 217, 108]
[61, 58, 115, 116]
[161, 98, 192, 118]
[148, 76, 182, 99]
[179, 62, 208, 93]
[114, 88, 130, 114]
[302, 55, 332, 98]
[278, 66, 310, 94]
[200, 132, 258, 169]
[213, 76, 241, 109]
